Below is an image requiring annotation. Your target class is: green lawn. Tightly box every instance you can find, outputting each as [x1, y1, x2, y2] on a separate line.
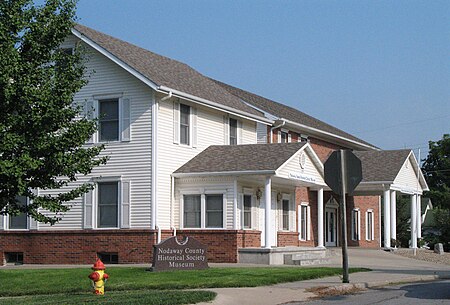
[0, 290, 216, 305]
[0, 267, 369, 304]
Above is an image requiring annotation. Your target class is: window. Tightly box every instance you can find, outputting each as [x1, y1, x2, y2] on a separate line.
[282, 199, 290, 230]
[299, 204, 308, 240]
[97, 182, 119, 228]
[280, 131, 288, 143]
[180, 104, 190, 145]
[366, 210, 374, 240]
[183, 195, 201, 228]
[229, 118, 238, 145]
[9, 196, 28, 229]
[206, 195, 223, 228]
[98, 252, 119, 264]
[243, 195, 252, 229]
[351, 209, 360, 241]
[182, 193, 224, 229]
[99, 99, 119, 141]
[5, 252, 23, 265]
[56, 48, 73, 71]
[300, 134, 309, 142]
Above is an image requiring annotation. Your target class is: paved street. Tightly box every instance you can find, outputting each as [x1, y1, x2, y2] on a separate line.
[292, 280, 450, 305]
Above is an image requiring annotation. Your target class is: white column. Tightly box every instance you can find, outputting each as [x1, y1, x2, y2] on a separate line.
[233, 179, 238, 230]
[410, 194, 417, 249]
[390, 190, 397, 242]
[417, 194, 422, 239]
[317, 188, 324, 248]
[264, 176, 272, 249]
[383, 190, 391, 248]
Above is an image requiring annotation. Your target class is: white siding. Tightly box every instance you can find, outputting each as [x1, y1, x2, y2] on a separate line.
[276, 150, 325, 186]
[392, 156, 423, 193]
[156, 100, 258, 228]
[38, 36, 152, 230]
[174, 177, 235, 229]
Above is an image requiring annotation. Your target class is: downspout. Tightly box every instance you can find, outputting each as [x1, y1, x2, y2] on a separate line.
[170, 175, 175, 231]
[151, 91, 159, 231]
[270, 119, 286, 143]
[160, 90, 172, 102]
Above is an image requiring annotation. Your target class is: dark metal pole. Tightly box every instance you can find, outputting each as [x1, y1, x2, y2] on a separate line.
[339, 150, 350, 283]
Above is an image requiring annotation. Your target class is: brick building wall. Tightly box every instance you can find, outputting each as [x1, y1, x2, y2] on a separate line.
[308, 137, 344, 163]
[0, 230, 156, 265]
[0, 229, 262, 265]
[347, 196, 380, 248]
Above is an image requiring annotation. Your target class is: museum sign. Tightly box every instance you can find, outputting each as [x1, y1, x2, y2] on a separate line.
[151, 236, 208, 272]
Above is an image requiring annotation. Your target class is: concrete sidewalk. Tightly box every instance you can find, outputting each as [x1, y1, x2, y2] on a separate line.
[2, 248, 449, 305]
[197, 249, 450, 305]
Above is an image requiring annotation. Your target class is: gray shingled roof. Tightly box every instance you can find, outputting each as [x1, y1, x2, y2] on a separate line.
[174, 142, 307, 174]
[353, 150, 411, 182]
[212, 79, 376, 148]
[73, 24, 262, 117]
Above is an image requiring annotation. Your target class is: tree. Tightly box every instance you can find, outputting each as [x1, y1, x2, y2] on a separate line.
[395, 195, 411, 248]
[422, 134, 450, 251]
[0, 0, 107, 224]
[422, 134, 450, 209]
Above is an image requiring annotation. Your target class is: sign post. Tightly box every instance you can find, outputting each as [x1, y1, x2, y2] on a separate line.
[324, 150, 362, 283]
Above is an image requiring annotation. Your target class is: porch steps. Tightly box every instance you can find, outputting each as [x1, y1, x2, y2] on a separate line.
[238, 247, 334, 266]
[284, 248, 333, 266]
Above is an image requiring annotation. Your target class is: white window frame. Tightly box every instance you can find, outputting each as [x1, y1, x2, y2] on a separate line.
[90, 93, 131, 143]
[174, 101, 197, 148]
[229, 117, 238, 145]
[278, 128, 290, 143]
[179, 103, 191, 146]
[298, 202, 311, 240]
[5, 196, 30, 231]
[351, 208, 361, 241]
[366, 209, 375, 241]
[300, 134, 309, 142]
[182, 194, 202, 229]
[242, 193, 253, 229]
[281, 197, 290, 231]
[180, 189, 226, 229]
[92, 176, 122, 230]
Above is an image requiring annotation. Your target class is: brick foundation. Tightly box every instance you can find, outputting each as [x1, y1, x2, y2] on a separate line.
[0, 229, 262, 265]
[0, 229, 156, 264]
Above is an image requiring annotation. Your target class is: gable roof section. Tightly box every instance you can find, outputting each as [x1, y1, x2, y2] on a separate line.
[212, 79, 377, 150]
[353, 150, 411, 182]
[173, 142, 308, 176]
[72, 24, 263, 119]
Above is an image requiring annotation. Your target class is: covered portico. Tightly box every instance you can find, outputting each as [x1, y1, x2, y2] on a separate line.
[172, 142, 327, 251]
[353, 150, 429, 249]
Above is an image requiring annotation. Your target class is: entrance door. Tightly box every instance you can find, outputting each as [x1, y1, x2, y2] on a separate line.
[325, 208, 337, 247]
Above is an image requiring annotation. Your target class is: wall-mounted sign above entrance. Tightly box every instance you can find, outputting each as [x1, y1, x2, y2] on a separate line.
[289, 172, 316, 183]
[151, 236, 208, 272]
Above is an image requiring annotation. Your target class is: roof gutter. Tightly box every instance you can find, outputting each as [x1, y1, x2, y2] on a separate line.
[282, 118, 379, 151]
[158, 85, 272, 125]
[172, 170, 275, 178]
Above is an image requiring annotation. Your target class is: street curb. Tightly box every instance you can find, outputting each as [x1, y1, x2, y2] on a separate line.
[314, 274, 450, 294]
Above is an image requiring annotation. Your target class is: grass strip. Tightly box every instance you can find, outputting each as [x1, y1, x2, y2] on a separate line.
[0, 290, 216, 305]
[0, 267, 369, 297]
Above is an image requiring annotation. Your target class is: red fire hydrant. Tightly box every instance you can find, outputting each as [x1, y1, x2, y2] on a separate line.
[88, 259, 109, 295]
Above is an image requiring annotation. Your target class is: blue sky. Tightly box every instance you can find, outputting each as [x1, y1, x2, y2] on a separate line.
[75, 0, 449, 158]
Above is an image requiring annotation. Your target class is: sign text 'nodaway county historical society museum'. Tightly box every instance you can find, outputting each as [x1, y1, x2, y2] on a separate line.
[151, 236, 208, 272]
